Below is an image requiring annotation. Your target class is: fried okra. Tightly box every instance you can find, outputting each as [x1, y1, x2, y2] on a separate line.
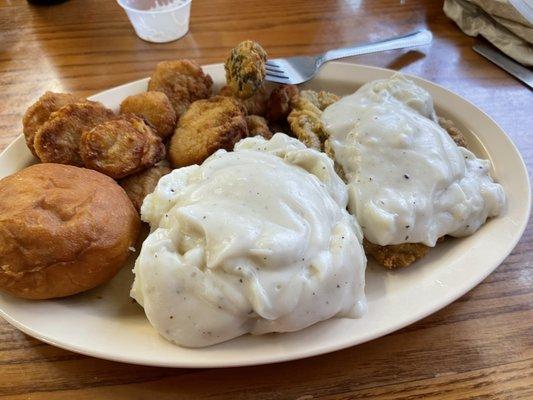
[245, 115, 272, 139]
[148, 60, 213, 119]
[119, 91, 177, 139]
[225, 40, 267, 99]
[219, 84, 270, 116]
[168, 96, 248, 168]
[119, 163, 172, 212]
[265, 84, 299, 123]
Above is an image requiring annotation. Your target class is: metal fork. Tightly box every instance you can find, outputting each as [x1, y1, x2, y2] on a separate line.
[265, 30, 433, 85]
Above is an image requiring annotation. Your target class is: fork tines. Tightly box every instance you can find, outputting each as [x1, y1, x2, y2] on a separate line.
[265, 60, 289, 81]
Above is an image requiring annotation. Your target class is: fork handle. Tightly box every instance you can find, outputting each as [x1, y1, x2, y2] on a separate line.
[320, 30, 433, 64]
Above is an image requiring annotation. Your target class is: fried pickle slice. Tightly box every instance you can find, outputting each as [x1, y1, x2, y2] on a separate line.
[148, 60, 213, 119]
[80, 114, 165, 179]
[33, 101, 114, 166]
[119, 163, 172, 212]
[120, 91, 177, 139]
[23, 91, 84, 156]
[245, 115, 272, 139]
[225, 40, 267, 99]
[168, 96, 248, 168]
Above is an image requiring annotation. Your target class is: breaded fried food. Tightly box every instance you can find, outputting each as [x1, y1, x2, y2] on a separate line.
[23, 92, 83, 156]
[119, 163, 172, 212]
[148, 60, 213, 118]
[245, 115, 272, 139]
[438, 116, 467, 147]
[265, 84, 299, 123]
[288, 111, 323, 149]
[359, 118, 466, 270]
[363, 239, 430, 270]
[80, 114, 165, 179]
[219, 84, 270, 116]
[225, 40, 267, 99]
[168, 96, 248, 168]
[287, 90, 339, 150]
[119, 91, 177, 139]
[34, 101, 114, 166]
[294, 90, 339, 110]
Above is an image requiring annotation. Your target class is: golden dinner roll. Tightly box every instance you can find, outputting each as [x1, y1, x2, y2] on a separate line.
[0, 163, 140, 299]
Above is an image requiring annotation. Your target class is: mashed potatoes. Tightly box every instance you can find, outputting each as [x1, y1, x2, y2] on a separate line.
[131, 133, 366, 347]
[322, 74, 505, 247]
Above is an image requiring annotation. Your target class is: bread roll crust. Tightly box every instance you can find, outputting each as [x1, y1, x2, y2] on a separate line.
[0, 163, 140, 299]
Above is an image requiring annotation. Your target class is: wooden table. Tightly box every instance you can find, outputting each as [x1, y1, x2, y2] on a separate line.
[1, 0, 532, 398]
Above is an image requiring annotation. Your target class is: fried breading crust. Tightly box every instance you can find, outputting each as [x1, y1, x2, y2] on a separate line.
[288, 111, 323, 149]
[23, 92, 83, 156]
[245, 115, 272, 139]
[80, 114, 165, 179]
[33, 101, 114, 166]
[168, 96, 248, 168]
[265, 84, 299, 123]
[293, 90, 339, 111]
[119, 91, 177, 139]
[119, 163, 172, 212]
[148, 60, 213, 119]
[287, 90, 339, 150]
[438, 116, 467, 147]
[225, 40, 267, 99]
[363, 239, 430, 269]
[219, 84, 270, 116]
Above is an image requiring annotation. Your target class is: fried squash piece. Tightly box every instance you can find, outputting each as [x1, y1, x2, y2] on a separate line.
[120, 91, 177, 139]
[119, 163, 172, 212]
[33, 101, 114, 166]
[168, 96, 248, 168]
[148, 60, 213, 119]
[23, 91, 83, 157]
[225, 40, 267, 99]
[80, 114, 165, 179]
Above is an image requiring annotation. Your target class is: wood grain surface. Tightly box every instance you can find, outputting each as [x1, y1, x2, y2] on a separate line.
[0, 0, 532, 398]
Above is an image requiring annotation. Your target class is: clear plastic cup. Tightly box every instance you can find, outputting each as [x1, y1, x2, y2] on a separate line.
[117, 0, 192, 43]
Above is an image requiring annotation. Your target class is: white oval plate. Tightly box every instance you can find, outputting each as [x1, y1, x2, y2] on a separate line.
[0, 63, 530, 368]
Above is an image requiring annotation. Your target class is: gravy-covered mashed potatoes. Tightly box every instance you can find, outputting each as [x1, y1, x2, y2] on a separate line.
[322, 74, 505, 247]
[131, 133, 366, 347]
